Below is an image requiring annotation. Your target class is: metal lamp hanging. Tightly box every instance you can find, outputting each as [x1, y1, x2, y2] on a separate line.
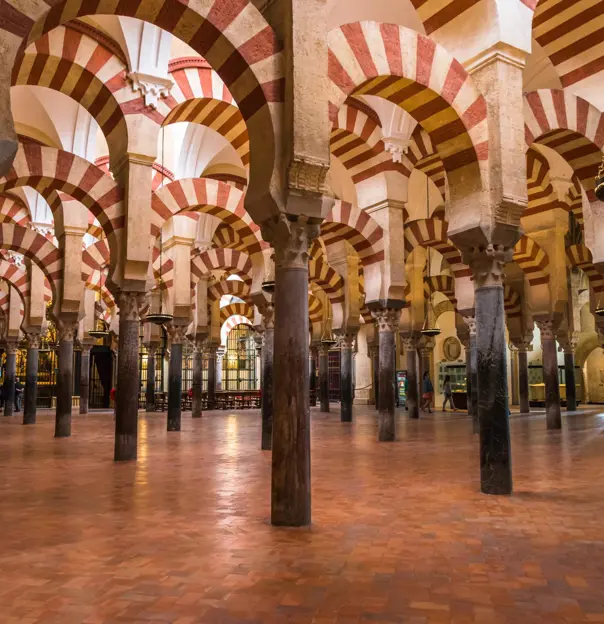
[595, 157, 604, 202]
[88, 318, 109, 339]
[421, 174, 441, 337]
[146, 126, 173, 326]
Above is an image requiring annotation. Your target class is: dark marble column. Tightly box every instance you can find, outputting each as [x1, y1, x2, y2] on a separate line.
[3, 340, 17, 417]
[318, 344, 329, 413]
[79, 344, 92, 415]
[339, 334, 355, 423]
[114, 292, 144, 461]
[370, 342, 379, 409]
[536, 320, 562, 430]
[145, 345, 157, 412]
[402, 335, 419, 419]
[206, 345, 217, 410]
[23, 333, 40, 425]
[517, 347, 531, 414]
[419, 340, 434, 411]
[261, 307, 274, 450]
[192, 342, 203, 418]
[55, 320, 77, 438]
[167, 326, 185, 432]
[471, 249, 512, 495]
[264, 215, 319, 527]
[463, 316, 478, 433]
[564, 350, 577, 412]
[309, 346, 317, 407]
[372, 308, 399, 441]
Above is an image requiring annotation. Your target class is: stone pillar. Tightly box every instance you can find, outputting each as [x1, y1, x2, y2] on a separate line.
[216, 349, 224, 391]
[372, 308, 399, 442]
[167, 325, 186, 432]
[55, 320, 78, 438]
[536, 320, 562, 430]
[309, 345, 317, 407]
[206, 346, 217, 410]
[145, 345, 157, 412]
[266, 216, 319, 527]
[559, 335, 578, 412]
[114, 292, 145, 461]
[3, 340, 17, 417]
[469, 247, 512, 495]
[261, 305, 274, 450]
[339, 334, 355, 423]
[369, 342, 379, 409]
[192, 342, 203, 419]
[509, 345, 519, 407]
[516, 345, 531, 414]
[79, 343, 92, 415]
[23, 333, 40, 425]
[318, 343, 330, 413]
[402, 335, 419, 419]
[419, 339, 435, 409]
[463, 316, 478, 433]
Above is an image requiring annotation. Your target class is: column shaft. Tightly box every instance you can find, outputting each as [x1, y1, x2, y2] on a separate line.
[24, 343, 39, 425]
[469, 333, 478, 433]
[518, 350, 530, 414]
[79, 348, 91, 415]
[207, 349, 217, 410]
[340, 338, 354, 423]
[3, 347, 16, 417]
[309, 350, 317, 407]
[372, 347, 379, 409]
[565, 352, 577, 412]
[167, 341, 183, 431]
[373, 309, 398, 442]
[475, 285, 512, 495]
[145, 348, 156, 412]
[55, 337, 74, 438]
[319, 347, 329, 413]
[406, 346, 419, 419]
[192, 348, 203, 418]
[262, 327, 274, 450]
[538, 321, 562, 430]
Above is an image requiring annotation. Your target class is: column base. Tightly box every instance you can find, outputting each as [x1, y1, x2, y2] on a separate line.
[114, 434, 137, 461]
[378, 411, 395, 441]
[54, 417, 71, 438]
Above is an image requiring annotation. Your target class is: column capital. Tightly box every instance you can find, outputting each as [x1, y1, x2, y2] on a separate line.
[145, 343, 158, 356]
[168, 324, 187, 345]
[338, 333, 356, 350]
[203, 344, 219, 357]
[463, 244, 513, 289]
[117, 291, 146, 322]
[5, 339, 19, 355]
[558, 332, 579, 354]
[26, 332, 41, 350]
[535, 319, 556, 341]
[462, 315, 477, 337]
[261, 214, 321, 270]
[400, 334, 419, 351]
[57, 319, 79, 343]
[260, 303, 275, 330]
[318, 343, 331, 356]
[371, 308, 400, 333]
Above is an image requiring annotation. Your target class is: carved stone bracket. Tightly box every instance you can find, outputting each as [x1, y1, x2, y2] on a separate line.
[117, 291, 146, 322]
[371, 308, 400, 334]
[128, 72, 173, 109]
[261, 214, 321, 271]
[463, 244, 513, 289]
[288, 157, 330, 197]
[535, 319, 556, 341]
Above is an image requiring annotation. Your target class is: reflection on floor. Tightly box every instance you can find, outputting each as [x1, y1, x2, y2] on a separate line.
[1, 407, 604, 623]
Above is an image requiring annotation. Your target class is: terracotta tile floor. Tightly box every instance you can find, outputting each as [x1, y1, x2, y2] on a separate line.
[2, 407, 604, 623]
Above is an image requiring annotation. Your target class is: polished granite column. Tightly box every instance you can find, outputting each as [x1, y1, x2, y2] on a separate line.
[463, 316, 478, 433]
[319, 343, 330, 413]
[261, 305, 274, 450]
[402, 335, 419, 419]
[339, 334, 355, 423]
[265, 215, 319, 527]
[23, 333, 40, 424]
[206, 345, 217, 410]
[167, 325, 186, 432]
[3, 340, 17, 417]
[79, 343, 92, 415]
[55, 320, 78, 438]
[309, 346, 318, 407]
[560, 335, 578, 412]
[372, 308, 399, 442]
[516, 342, 531, 415]
[145, 345, 157, 412]
[192, 342, 203, 419]
[114, 292, 145, 461]
[536, 319, 562, 430]
[470, 246, 512, 495]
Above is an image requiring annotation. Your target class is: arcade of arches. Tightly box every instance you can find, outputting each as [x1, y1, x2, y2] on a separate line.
[2, 0, 604, 620]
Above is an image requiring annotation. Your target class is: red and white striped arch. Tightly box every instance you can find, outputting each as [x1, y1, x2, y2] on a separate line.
[425, 274, 456, 305]
[566, 244, 604, 294]
[0, 259, 30, 320]
[308, 254, 345, 304]
[504, 284, 522, 320]
[525, 147, 566, 217]
[220, 301, 253, 324]
[209, 279, 250, 302]
[191, 249, 253, 286]
[524, 90, 604, 200]
[220, 315, 253, 346]
[328, 23, 489, 175]
[407, 127, 447, 201]
[513, 236, 550, 286]
[0, 193, 30, 226]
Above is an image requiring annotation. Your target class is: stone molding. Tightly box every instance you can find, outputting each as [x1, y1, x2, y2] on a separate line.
[117, 292, 146, 322]
[288, 157, 330, 197]
[371, 308, 400, 334]
[261, 214, 320, 271]
[128, 72, 173, 109]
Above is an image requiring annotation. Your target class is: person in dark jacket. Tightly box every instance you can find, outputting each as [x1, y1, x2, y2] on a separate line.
[14, 377, 24, 412]
[420, 372, 434, 414]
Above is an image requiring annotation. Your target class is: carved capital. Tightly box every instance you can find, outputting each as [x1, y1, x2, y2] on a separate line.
[558, 332, 579, 354]
[338, 333, 356, 350]
[80, 343, 93, 356]
[5, 340, 19, 356]
[463, 244, 513, 289]
[128, 71, 173, 109]
[261, 215, 320, 271]
[318, 343, 331, 356]
[146, 345, 158, 357]
[401, 335, 418, 351]
[117, 291, 146, 322]
[371, 308, 400, 333]
[535, 319, 556, 341]
[57, 320, 78, 343]
[168, 324, 187, 345]
[462, 315, 477, 337]
[288, 157, 330, 197]
[26, 332, 40, 350]
[260, 303, 275, 330]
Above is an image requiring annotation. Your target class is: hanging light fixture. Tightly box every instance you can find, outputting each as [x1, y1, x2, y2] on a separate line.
[595, 157, 604, 202]
[421, 174, 441, 337]
[88, 318, 109, 339]
[595, 294, 604, 317]
[146, 126, 173, 326]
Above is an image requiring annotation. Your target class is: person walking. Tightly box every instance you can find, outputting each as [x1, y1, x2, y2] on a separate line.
[442, 374, 456, 412]
[421, 371, 434, 413]
[14, 377, 24, 412]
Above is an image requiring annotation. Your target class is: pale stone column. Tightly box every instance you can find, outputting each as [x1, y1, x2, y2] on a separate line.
[463, 316, 478, 433]
[167, 325, 186, 432]
[145, 345, 157, 412]
[261, 304, 274, 450]
[55, 320, 78, 438]
[114, 292, 145, 461]
[372, 308, 400, 442]
[339, 334, 356, 423]
[467, 245, 513, 495]
[535, 319, 562, 430]
[192, 341, 204, 419]
[264, 216, 320, 527]
[401, 335, 419, 420]
[79, 343, 92, 415]
[3, 339, 18, 417]
[318, 343, 330, 413]
[23, 332, 40, 424]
